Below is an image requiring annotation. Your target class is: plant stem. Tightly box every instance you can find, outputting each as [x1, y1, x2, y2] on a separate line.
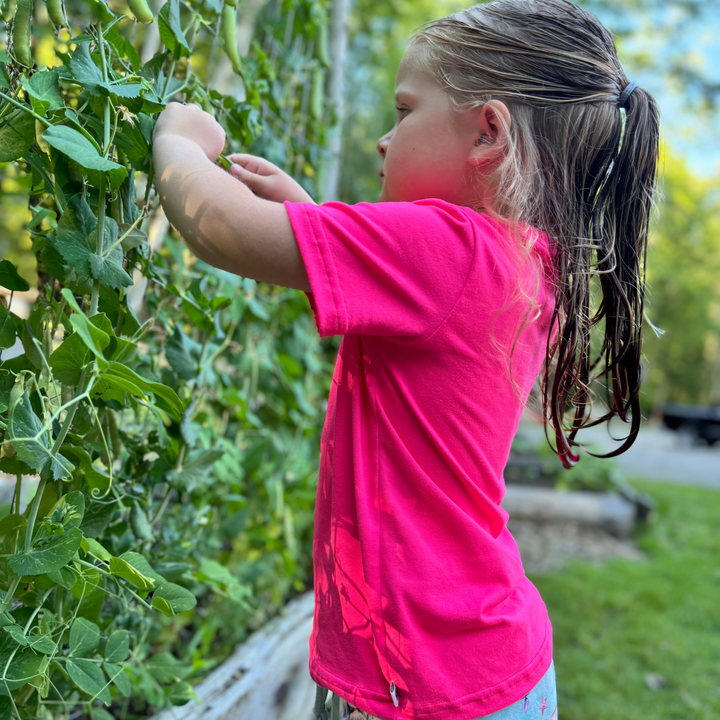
[151, 484, 173, 527]
[51, 366, 90, 455]
[12, 473, 22, 554]
[23, 475, 47, 555]
[0, 577, 21, 614]
[13, 473, 21, 515]
[0, 90, 51, 126]
[90, 20, 114, 317]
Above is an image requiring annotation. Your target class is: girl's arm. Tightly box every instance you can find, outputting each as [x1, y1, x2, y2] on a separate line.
[151, 105, 311, 291]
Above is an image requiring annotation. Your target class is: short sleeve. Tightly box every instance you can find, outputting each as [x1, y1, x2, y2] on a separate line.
[283, 198, 477, 343]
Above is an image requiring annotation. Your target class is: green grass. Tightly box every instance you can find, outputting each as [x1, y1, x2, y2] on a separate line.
[529, 480, 720, 720]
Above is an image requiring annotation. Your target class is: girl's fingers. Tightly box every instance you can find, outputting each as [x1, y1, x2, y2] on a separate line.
[230, 163, 266, 191]
[226, 153, 278, 176]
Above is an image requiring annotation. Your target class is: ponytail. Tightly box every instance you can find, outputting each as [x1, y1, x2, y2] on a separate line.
[544, 83, 660, 467]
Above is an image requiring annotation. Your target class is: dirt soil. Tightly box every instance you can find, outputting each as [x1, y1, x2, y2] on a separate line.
[508, 518, 646, 574]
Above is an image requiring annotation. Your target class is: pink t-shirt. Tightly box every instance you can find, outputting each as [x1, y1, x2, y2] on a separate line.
[284, 198, 557, 720]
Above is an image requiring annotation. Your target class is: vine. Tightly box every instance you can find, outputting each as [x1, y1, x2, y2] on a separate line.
[0, 0, 334, 716]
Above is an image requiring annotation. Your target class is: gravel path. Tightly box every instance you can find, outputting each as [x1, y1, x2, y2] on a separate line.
[516, 416, 720, 490]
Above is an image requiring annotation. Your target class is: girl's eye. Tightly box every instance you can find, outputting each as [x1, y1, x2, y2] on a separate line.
[396, 107, 409, 119]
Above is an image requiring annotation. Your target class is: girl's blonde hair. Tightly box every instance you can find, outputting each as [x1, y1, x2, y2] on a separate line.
[410, 0, 660, 467]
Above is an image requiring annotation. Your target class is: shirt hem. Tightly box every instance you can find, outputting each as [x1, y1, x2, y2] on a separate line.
[310, 615, 553, 720]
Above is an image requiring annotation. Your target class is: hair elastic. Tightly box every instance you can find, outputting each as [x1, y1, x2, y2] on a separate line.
[617, 82, 638, 109]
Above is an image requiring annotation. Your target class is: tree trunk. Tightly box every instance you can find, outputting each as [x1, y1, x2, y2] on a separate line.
[320, 0, 350, 202]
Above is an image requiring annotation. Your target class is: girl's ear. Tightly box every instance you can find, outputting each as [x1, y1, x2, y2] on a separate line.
[468, 100, 511, 167]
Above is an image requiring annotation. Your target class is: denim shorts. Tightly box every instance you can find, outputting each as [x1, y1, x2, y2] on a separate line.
[313, 660, 557, 720]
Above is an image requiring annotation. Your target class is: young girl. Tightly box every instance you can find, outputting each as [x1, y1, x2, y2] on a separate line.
[152, 0, 659, 718]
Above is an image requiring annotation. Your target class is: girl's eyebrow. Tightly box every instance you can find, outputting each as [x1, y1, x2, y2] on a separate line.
[394, 90, 416, 102]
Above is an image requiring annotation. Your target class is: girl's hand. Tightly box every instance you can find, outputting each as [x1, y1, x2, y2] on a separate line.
[153, 102, 226, 163]
[227, 153, 316, 204]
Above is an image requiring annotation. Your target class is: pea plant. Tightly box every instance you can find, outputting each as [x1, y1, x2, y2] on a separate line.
[0, 0, 334, 717]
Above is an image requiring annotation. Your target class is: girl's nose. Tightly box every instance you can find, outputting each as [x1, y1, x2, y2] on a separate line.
[377, 133, 390, 157]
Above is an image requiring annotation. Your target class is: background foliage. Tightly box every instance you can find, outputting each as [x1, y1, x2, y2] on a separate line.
[0, 0, 338, 717]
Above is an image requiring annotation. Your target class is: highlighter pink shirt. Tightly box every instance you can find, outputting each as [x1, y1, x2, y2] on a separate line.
[283, 198, 557, 720]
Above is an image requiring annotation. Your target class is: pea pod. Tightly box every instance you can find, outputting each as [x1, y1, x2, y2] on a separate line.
[128, 0, 154, 24]
[35, 119, 50, 155]
[199, 89, 213, 115]
[222, 2, 240, 70]
[310, 66, 325, 121]
[315, 23, 330, 68]
[46, 0, 65, 27]
[12, 0, 33, 68]
[1, 0, 17, 22]
[130, 501, 153, 541]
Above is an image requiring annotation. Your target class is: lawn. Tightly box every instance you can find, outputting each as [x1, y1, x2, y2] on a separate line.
[530, 480, 720, 720]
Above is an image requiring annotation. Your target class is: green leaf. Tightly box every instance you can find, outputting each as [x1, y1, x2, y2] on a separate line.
[105, 362, 183, 420]
[151, 582, 196, 616]
[82, 537, 112, 562]
[69, 617, 101, 657]
[20, 319, 44, 371]
[158, 0, 190, 55]
[60, 287, 110, 361]
[196, 559, 235, 586]
[145, 651, 193, 683]
[93, 371, 145, 405]
[138, 667, 165, 707]
[7, 526, 83, 576]
[278, 353, 303, 378]
[43, 125, 128, 191]
[0, 108, 35, 162]
[25, 633, 57, 654]
[104, 629, 129, 663]
[167, 681, 200, 705]
[54, 193, 98, 277]
[165, 325, 202, 380]
[45, 565, 77, 589]
[8, 384, 76, 480]
[114, 118, 150, 165]
[80, 497, 115, 538]
[197, 560, 252, 608]
[0, 698, 10, 720]
[47, 491, 85, 530]
[3, 625, 28, 645]
[88, 217, 134, 289]
[166, 448, 223, 492]
[91, 707, 116, 720]
[0, 455, 32, 475]
[23, 69, 64, 116]
[109, 551, 164, 590]
[0, 635, 49, 691]
[68, 42, 105, 95]
[68, 42, 145, 104]
[49, 332, 91, 385]
[0, 513, 26, 539]
[0, 306, 17, 350]
[103, 661, 131, 696]
[66, 657, 112, 702]
[70, 563, 101, 600]
[53, 205, 133, 293]
[0, 259, 30, 291]
[8, 385, 46, 472]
